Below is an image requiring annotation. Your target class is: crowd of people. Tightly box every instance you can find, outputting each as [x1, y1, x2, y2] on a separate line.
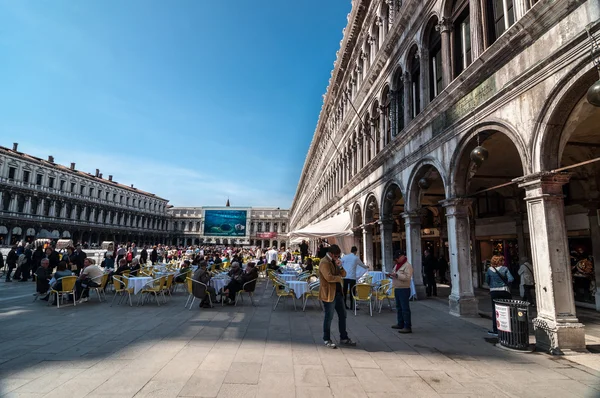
[0, 238, 535, 347]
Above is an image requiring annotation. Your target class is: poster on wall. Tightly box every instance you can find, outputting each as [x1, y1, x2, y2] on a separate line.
[203, 210, 247, 237]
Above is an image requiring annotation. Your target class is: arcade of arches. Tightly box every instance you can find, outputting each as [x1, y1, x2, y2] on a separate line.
[344, 69, 600, 351]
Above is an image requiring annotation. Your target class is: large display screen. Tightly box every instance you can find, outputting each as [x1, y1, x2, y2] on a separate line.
[203, 210, 247, 237]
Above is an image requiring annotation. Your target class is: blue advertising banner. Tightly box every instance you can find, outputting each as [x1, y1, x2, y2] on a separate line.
[203, 210, 247, 237]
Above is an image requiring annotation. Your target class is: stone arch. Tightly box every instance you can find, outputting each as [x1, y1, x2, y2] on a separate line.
[391, 64, 404, 91]
[449, 119, 530, 197]
[420, 14, 440, 51]
[532, 61, 598, 172]
[379, 178, 406, 219]
[363, 193, 380, 224]
[405, 157, 449, 211]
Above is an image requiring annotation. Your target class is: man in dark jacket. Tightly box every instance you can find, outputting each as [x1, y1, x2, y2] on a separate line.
[423, 250, 437, 297]
[44, 246, 60, 273]
[73, 245, 87, 275]
[5, 246, 17, 282]
[31, 245, 44, 276]
[140, 246, 148, 265]
[36, 258, 51, 298]
[150, 247, 158, 264]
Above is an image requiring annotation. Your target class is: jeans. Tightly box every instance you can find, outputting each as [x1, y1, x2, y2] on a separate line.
[394, 288, 411, 329]
[490, 290, 512, 333]
[343, 278, 356, 309]
[322, 292, 348, 342]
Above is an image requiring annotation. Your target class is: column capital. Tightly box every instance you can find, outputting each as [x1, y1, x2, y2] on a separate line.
[436, 17, 453, 33]
[515, 172, 572, 200]
[440, 197, 473, 217]
[402, 211, 420, 224]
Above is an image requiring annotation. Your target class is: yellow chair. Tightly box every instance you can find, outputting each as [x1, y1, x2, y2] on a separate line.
[302, 281, 321, 311]
[111, 275, 134, 307]
[352, 283, 373, 316]
[375, 280, 395, 313]
[90, 273, 109, 302]
[48, 276, 78, 308]
[184, 277, 213, 310]
[139, 276, 166, 306]
[235, 278, 257, 306]
[273, 280, 297, 311]
[162, 274, 174, 299]
[173, 270, 191, 293]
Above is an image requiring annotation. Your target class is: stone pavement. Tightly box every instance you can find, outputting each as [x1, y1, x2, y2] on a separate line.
[1, 279, 600, 398]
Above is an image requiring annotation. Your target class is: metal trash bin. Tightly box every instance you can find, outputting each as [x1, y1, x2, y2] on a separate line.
[493, 299, 531, 350]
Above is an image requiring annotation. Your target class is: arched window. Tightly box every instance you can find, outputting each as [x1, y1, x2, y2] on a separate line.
[392, 68, 405, 135]
[408, 46, 421, 119]
[365, 112, 372, 163]
[427, 18, 443, 100]
[372, 101, 381, 154]
[451, 0, 472, 77]
[381, 86, 392, 145]
[484, 0, 515, 45]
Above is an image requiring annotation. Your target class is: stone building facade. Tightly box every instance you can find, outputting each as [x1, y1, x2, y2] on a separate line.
[168, 206, 289, 248]
[0, 143, 171, 246]
[289, 0, 600, 351]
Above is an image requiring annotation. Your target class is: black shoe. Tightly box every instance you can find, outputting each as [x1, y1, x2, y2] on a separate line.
[18, 279, 28, 282]
[398, 328, 412, 334]
[340, 338, 357, 346]
[391, 324, 404, 329]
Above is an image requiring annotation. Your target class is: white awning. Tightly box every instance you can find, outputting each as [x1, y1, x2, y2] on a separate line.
[0, 226, 7, 234]
[12, 227, 22, 235]
[289, 212, 353, 240]
[26, 228, 36, 236]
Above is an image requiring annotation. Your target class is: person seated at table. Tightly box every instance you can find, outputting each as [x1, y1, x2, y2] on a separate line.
[51, 261, 73, 292]
[192, 261, 216, 308]
[110, 258, 130, 279]
[129, 258, 141, 277]
[303, 258, 314, 273]
[222, 262, 258, 304]
[101, 251, 115, 270]
[176, 260, 192, 283]
[267, 259, 280, 273]
[75, 258, 103, 303]
[37, 259, 52, 301]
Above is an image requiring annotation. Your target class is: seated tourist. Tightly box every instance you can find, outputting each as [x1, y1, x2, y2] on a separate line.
[36, 259, 51, 300]
[129, 258, 141, 276]
[51, 261, 74, 292]
[75, 258, 103, 303]
[303, 258, 314, 273]
[102, 251, 115, 270]
[176, 260, 192, 283]
[222, 262, 255, 304]
[267, 260, 279, 272]
[192, 261, 216, 308]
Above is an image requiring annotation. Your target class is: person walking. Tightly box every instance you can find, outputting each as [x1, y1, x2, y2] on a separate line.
[319, 244, 356, 349]
[5, 245, 18, 282]
[390, 250, 414, 334]
[518, 257, 535, 305]
[486, 255, 514, 337]
[423, 250, 437, 297]
[299, 240, 309, 263]
[341, 246, 368, 310]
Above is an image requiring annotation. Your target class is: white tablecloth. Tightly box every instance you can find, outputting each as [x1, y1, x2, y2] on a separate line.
[210, 277, 230, 293]
[280, 273, 298, 282]
[127, 277, 153, 295]
[368, 271, 386, 284]
[281, 265, 302, 274]
[286, 281, 308, 299]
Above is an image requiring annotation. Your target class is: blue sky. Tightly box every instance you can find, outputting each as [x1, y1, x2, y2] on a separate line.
[0, 0, 351, 207]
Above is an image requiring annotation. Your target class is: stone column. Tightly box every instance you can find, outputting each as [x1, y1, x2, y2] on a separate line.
[404, 211, 424, 295]
[588, 209, 600, 311]
[362, 226, 374, 268]
[437, 18, 453, 87]
[517, 172, 585, 351]
[514, 0, 528, 19]
[24, 196, 32, 214]
[379, 219, 394, 273]
[442, 198, 479, 316]
[420, 49, 430, 108]
[470, 0, 485, 58]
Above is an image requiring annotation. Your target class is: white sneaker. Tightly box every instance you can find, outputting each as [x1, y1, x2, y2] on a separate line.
[324, 340, 337, 349]
[78, 297, 89, 304]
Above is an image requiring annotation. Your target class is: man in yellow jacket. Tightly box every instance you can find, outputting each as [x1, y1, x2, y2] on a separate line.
[319, 244, 357, 349]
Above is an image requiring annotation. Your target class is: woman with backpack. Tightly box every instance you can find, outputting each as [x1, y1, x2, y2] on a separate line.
[485, 255, 514, 337]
